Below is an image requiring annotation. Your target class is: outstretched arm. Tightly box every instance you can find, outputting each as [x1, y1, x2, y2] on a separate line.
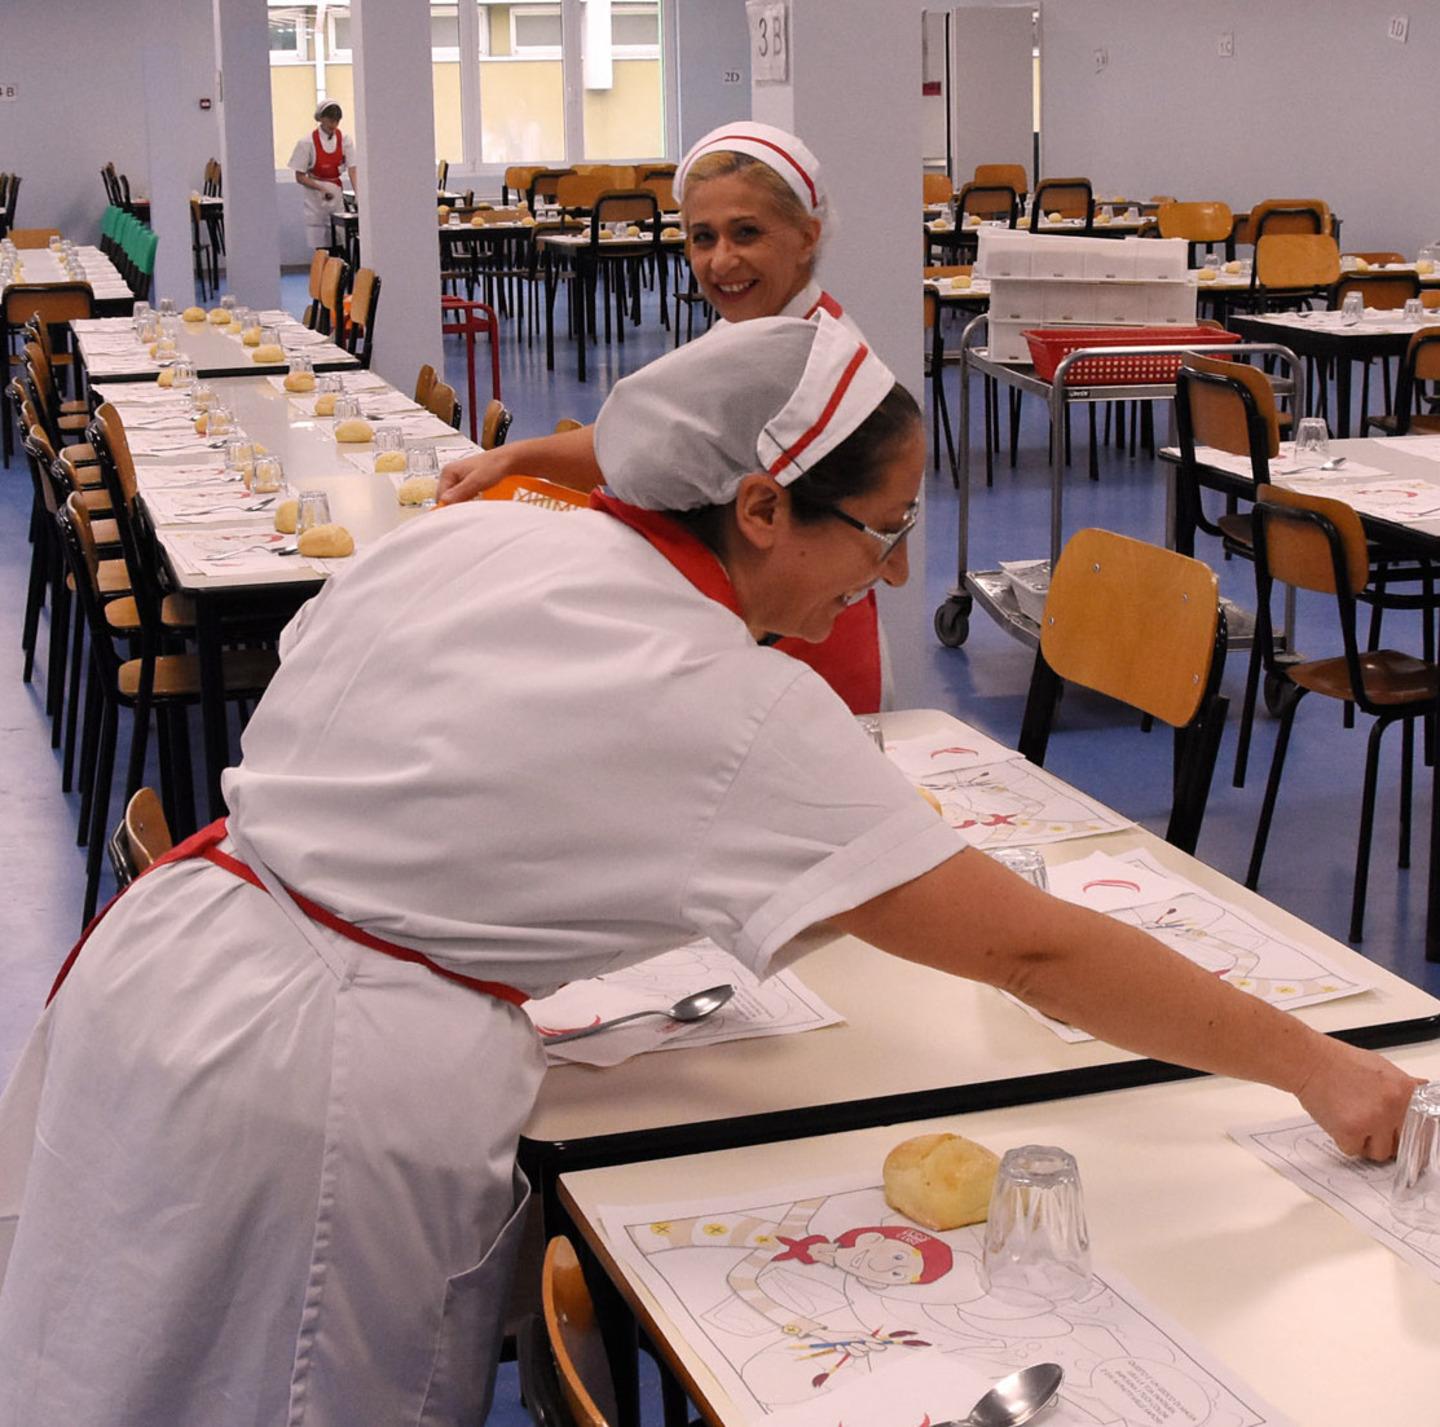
[832, 849, 1420, 1160]
[438, 423, 602, 504]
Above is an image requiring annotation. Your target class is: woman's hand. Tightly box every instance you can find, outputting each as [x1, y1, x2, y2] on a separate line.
[438, 449, 508, 505]
[1293, 1037, 1423, 1160]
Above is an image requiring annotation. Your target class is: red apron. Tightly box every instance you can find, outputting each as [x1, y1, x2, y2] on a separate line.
[48, 817, 527, 1008]
[589, 491, 883, 714]
[310, 127, 347, 185]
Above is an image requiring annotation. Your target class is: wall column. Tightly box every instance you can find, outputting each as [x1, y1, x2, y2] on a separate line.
[751, 0, 928, 703]
[140, 4, 203, 306]
[349, 0, 444, 391]
[213, 0, 282, 310]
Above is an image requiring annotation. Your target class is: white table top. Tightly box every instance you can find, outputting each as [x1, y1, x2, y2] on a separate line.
[560, 1038, 1440, 1427]
[522, 708, 1440, 1150]
[2, 245, 131, 303]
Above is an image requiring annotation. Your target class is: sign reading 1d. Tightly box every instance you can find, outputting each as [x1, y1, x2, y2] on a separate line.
[747, 1, 789, 84]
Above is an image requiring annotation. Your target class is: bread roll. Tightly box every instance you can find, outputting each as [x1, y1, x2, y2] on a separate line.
[471, 213, 486, 227]
[1046, 211, 1063, 222]
[1016, 216, 1031, 229]
[208, 307, 232, 324]
[298, 523, 354, 558]
[374, 450, 407, 473]
[1197, 267, 1217, 282]
[521, 216, 537, 227]
[396, 475, 438, 505]
[252, 344, 285, 364]
[952, 274, 972, 289]
[883, 1132, 1000, 1231]
[242, 326, 262, 347]
[193, 414, 208, 435]
[283, 371, 317, 393]
[182, 305, 207, 323]
[334, 417, 374, 444]
[661, 227, 682, 240]
[273, 498, 299, 534]
[1353, 257, 1371, 272]
[438, 205, 450, 223]
[156, 369, 175, 387]
[1223, 260, 1242, 275]
[626, 224, 643, 238]
[314, 393, 338, 417]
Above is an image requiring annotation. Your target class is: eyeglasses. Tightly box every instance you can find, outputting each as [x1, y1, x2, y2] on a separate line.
[823, 499, 919, 561]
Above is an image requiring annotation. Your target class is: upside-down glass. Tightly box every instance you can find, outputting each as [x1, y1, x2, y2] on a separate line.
[158, 296, 176, 318]
[1293, 416, 1331, 468]
[296, 489, 332, 532]
[405, 446, 440, 479]
[169, 357, 196, 395]
[1340, 290, 1364, 326]
[190, 382, 216, 414]
[1404, 297, 1426, 324]
[252, 455, 285, 494]
[373, 424, 405, 454]
[1392, 1082, 1440, 1229]
[986, 846, 1050, 891]
[982, 1145, 1092, 1303]
[204, 404, 234, 440]
[223, 437, 256, 488]
[333, 394, 361, 423]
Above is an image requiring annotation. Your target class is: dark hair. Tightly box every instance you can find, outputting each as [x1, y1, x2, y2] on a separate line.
[664, 381, 919, 553]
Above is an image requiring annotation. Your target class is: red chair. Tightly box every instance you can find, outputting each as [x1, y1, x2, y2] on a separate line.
[440, 297, 501, 444]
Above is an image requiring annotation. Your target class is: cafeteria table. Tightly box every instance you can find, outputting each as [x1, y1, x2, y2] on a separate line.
[560, 1037, 1440, 1427]
[114, 370, 477, 816]
[1165, 433, 1440, 962]
[519, 708, 1440, 1232]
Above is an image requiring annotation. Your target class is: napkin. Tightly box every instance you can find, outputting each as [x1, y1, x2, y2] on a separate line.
[142, 490, 278, 526]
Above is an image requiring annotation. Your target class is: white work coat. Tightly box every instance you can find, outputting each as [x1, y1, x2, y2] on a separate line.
[0, 501, 962, 1426]
[289, 128, 359, 248]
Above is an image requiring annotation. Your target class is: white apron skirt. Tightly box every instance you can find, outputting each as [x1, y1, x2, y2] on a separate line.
[0, 853, 546, 1427]
[303, 185, 343, 252]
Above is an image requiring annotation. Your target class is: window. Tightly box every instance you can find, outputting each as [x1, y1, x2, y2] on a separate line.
[268, 5, 311, 63]
[512, 6, 564, 56]
[611, 5, 659, 55]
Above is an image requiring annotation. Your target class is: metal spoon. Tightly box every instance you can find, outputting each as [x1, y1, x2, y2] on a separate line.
[933, 1363, 1064, 1427]
[1318, 456, 1347, 471]
[541, 984, 736, 1045]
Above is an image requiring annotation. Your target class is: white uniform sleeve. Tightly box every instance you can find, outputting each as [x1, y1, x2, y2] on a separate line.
[288, 137, 315, 175]
[681, 669, 967, 976]
[340, 137, 360, 174]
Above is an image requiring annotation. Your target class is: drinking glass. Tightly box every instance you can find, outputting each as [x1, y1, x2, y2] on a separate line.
[134, 310, 159, 344]
[289, 352, 315, 379]
[190, 382, 216, 414]
[1340, 291, 1364, 325]
[48, 234, 62, 252]
[223, 437, 255, 487]
[855, 715, 886, 752]
[986, 846, 1050, 891]
[204, 404, 234, 440]
[152, 331, 178, 366]
[1404, 297, 1426, 324]
[158, 296, 176, 318]
[220, 294, 237, 315]
[1393, 1082, 1440, 1229]
[296, 489, 332, 532]
[259, 324, 281, 348]
[316, 374, 342, 398]
[252, 455, 285, 494]
[169, 357, 196, 395]
[333, 395, 361, 422]
[1293, 416, 1330, 468]
[373, 424, 405, 454]
[405, 446, 440, 479]
[982, 1145, 1092, 1303]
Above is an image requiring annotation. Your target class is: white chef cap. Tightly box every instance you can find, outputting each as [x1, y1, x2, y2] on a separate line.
[674, 121, 826, 220]
[595, 313, 896, 512]
[314, 100, 343, 122]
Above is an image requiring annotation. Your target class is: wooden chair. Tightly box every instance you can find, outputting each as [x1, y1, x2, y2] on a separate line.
[1249, 197, 1331, 244]
[527, 169, 575, 211]
[922, 171, 954, 207]
[425, 377, 461, 430]
[974, 162, 1028, 200]
[1252, 233, 1340, 310]
[539, 1237, 618, 1427]
[436, 159, 449, 191]
[1367, 326, 1440, 437]
[923, 288, 958, 485]
[503, 165, 544, 206]
[1243, 485, 1440, 942]
[9, 228, 61, 249]
[955, 182, 1019, 229]
[106, 786, 173, 890]
[639, 175, 675, 212]
[344, 266, 381, 368]
[303, 249, 330, 329]
[1156, 200, 1233, 266]
[189, 198, 217, 300]
[1032, 177, 1094, 234]
[1328, 270, 1421, 425]
[480, 398, 512, 450]
[317, 256, 350, 337]
[414, 363, 437, 406]
[589, 190, 666, 343]
[555, 174, 613, 216]
[1017, 528, 1229, 855]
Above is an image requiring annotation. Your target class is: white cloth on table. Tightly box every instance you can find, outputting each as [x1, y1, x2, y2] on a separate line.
[0, 500, 962, 1426]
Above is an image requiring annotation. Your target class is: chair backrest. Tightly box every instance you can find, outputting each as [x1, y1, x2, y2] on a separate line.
[307, 248, 329, 301]
[426, 377, 460, 429]
[1254, 483, 1370, 599]
[10, 228, 61, 249]
[480, 398, 512, 450]
[1034, 177, 1093, 224]
[4, 281, 94, 330]
[1157, 200, 1233, 243]
[347, 267, 381, 366]
[1331, 270, 1420, 311]
[591, 190, 660, 237]
[1177, 352, 1281, 459]
[125, 786, 173, 876]
[437, 159, 449, 189]
[556, 173, 612, 212]
[956, 182, 1018, 226]
[542, 1237, 617, 1427]
[529, 168, 576, 207]
[1255, 232, 1339, 291]
[639, 175, 675, 211]
[922, 172, 954, 206]
[1394, 326, 1440, 431]
[1039, 528, 1223, 728]
[319, 255, 349, 334]
[1250, 197, 1330, 244]
[504, 164, 543, 202]
[553, 418, 584, 435]
[974, 162, 1028, 196]
[414, 362, 437, 405]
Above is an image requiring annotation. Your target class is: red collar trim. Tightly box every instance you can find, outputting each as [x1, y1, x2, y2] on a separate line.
[589, 489, 742, 619]
[803, 291, 844, 321]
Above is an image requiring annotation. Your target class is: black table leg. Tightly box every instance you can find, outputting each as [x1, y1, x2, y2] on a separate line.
[1335, 354, 1353, 438]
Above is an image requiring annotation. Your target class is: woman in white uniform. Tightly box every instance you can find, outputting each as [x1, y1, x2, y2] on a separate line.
[438, 121, 886, 711]
[0, 315, 1418, 1427]
[290, 100, 360, 253]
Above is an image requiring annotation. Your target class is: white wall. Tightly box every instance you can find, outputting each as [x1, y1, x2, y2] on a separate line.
[0, 0, 220, 245]
[1039, 0, 1440, 254]
[674, 0, 751, 152]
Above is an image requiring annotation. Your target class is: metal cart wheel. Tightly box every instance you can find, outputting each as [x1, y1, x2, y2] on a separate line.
[934, 595, 971, 648]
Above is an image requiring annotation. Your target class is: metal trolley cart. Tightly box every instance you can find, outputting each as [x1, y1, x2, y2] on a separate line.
[933, 313, 1304, 652]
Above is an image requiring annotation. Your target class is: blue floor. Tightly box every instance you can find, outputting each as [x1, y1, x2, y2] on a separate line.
[3, 266, 1438, 1424]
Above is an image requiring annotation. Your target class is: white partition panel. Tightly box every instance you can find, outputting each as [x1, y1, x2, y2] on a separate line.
[951, 4, 1036, 192]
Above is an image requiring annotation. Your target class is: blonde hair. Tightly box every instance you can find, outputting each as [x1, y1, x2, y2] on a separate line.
[680, 151, 833, 262]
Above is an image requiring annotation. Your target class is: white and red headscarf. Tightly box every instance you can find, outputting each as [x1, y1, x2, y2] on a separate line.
[674, 121, 828, 224]
[594, 313, 895, 512]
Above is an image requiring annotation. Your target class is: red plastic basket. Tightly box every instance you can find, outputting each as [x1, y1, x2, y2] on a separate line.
[1023, 326, 1241, 385]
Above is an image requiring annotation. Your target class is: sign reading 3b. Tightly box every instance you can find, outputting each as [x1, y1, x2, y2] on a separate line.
[746, 2, 789, 84]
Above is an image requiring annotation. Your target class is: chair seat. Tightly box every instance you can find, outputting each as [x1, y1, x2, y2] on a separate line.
[1289, 649, 1440, 705]
[118, 647, 279, 700]
[60, 398, 87, 415]
[58, 413, 88, 434]
[77, 488, 112, 515]
[104, 593, 196, 634]
[1216, 511, 1254, 549]
[92, 518, 120, 547]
